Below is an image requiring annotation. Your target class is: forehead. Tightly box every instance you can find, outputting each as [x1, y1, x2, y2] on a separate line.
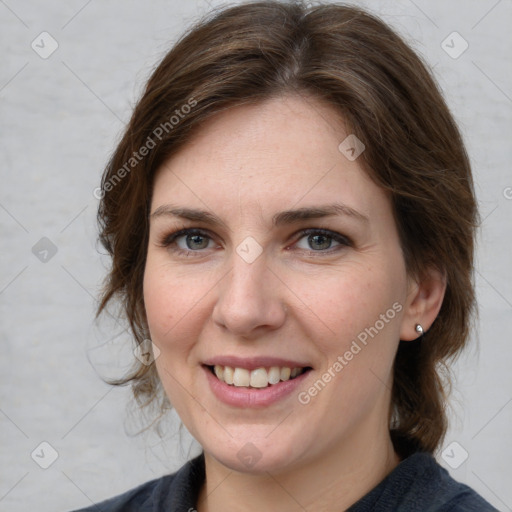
[151, 94, 383, 220]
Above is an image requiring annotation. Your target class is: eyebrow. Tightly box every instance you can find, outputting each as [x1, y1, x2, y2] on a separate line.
[150, 202, 369, 228]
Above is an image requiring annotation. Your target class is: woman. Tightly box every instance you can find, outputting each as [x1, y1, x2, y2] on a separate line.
[75, 1, 497, 510]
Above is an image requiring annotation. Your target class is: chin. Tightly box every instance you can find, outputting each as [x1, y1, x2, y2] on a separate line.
[204, 433, 306, 475]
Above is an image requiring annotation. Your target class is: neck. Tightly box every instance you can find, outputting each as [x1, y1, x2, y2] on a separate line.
[196, 427, 400, 512]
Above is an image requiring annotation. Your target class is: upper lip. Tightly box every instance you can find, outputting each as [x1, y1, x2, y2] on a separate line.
[202, 355, 312, 371]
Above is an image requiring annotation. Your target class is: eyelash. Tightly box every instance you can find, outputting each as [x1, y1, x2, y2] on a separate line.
[157, 227, 352, 257]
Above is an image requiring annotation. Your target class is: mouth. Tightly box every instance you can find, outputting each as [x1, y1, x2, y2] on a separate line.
[205, 364, 313, 389]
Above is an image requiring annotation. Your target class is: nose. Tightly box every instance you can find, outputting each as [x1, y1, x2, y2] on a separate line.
[211, 251, 287, 338]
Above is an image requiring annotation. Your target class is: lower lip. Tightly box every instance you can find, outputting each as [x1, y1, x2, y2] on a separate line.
[203, 366, 311, 408]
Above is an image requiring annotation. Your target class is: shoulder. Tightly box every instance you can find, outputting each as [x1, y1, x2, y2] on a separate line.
[428, 463, 499, 512]
[349, 452, 499, 512]
[397, 453, 499, 512]
[69, 473, 174, 512]
[69, 453, 205, 512]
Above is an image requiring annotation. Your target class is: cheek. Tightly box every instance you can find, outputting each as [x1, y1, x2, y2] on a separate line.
[143, 268, 176, 340]
[143, 260, 207, 353]
[302, 268, 403, 399]
[292, 261, 402, 349]
[143, 261, 207, 411]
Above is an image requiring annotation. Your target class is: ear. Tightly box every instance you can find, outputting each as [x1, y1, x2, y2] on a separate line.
[400, 267, 447, 341]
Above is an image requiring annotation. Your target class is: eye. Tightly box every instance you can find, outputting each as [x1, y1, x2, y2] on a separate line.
[158, 228, 216, 255]
[294, 228, 351, 253]
[178, 231, 212, 250]
[158, 227, 351, 257]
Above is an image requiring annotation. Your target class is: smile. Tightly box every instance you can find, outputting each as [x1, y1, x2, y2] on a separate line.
[209, 365, 310, 388]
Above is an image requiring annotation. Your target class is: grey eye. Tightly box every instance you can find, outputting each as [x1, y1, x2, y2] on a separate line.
[296, 233, 340, 251]
[178, 233, 211, 250]
[308, 234, 332, 250]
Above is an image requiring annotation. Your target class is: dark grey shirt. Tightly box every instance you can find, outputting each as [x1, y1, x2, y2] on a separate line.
[71, 452, 498, 511]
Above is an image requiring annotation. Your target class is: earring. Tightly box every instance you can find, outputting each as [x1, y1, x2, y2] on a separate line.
[415, 324, 424, 337]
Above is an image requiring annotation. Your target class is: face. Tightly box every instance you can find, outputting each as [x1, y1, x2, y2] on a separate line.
[144, 94, 413, 474]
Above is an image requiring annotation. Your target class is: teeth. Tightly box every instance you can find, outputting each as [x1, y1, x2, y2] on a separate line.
[250, 368, 268, 388]
[233, 368, 250, 387]
[223, 366, 234, 385]
[211, 365, 306, 388]
[268, 366, 281, 385]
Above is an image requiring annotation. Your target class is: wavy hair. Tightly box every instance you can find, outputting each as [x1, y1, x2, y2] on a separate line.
[96, 1, 478, 456]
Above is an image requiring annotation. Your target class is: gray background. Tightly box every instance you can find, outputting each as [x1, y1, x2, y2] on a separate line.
[1, 0, 511, 510]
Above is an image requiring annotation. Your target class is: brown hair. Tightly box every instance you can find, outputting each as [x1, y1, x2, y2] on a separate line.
[96, 1, 478, 456]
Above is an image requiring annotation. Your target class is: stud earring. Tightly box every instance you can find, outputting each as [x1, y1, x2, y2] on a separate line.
[415, 324, 424, 337]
